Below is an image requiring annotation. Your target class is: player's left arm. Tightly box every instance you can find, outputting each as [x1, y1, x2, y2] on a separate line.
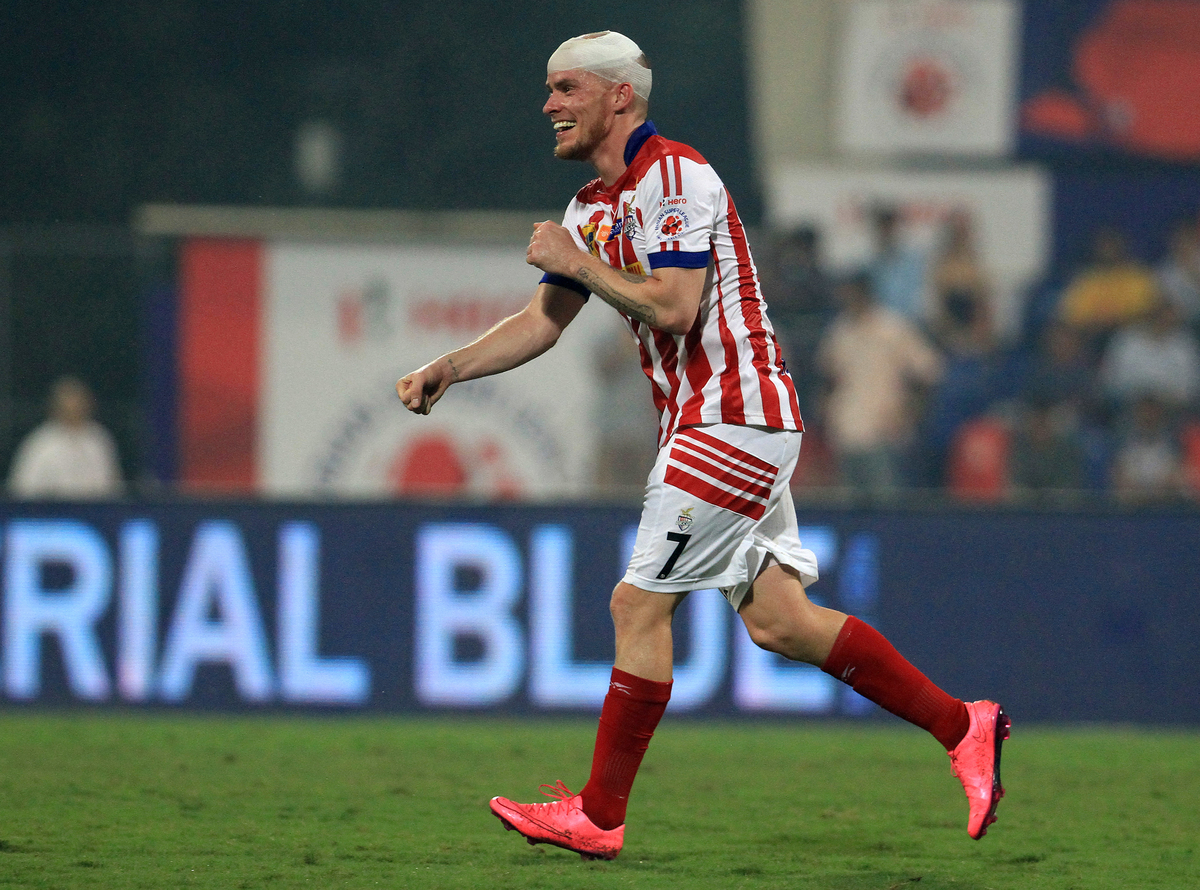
[527, 221, 704, 335]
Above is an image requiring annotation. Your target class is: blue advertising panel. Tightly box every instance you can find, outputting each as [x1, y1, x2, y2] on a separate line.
[0, 500, 1197, 723]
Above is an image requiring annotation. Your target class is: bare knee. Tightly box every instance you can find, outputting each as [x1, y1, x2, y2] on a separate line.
[739, 568, 845, 664]
[608, 583, 686, 681]
[609, 582, 689, 645]
[743, 613, 808, 658]
[609, 582, 672, 637]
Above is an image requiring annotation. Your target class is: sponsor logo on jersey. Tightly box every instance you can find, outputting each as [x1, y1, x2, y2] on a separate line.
[579, 210, 606, 258]
[676, 506, 695, 533]
[659, 196, 688, 208]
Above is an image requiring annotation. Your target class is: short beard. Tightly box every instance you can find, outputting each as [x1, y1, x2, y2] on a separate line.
[553, 119, 604, 161]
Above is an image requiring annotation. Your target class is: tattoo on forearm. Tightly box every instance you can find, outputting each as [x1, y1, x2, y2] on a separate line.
[577, 268, 657, 326]
[446, 356, 462, 382]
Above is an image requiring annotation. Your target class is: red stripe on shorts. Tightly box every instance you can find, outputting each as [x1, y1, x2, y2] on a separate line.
[672, 434, 777, 488]
[669, 444, 774, 500]
[664, 466, 767, 520]
[676, 428, 779, 475]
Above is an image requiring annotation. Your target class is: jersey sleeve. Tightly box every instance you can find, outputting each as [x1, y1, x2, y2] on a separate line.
[637, 155, 719, 271]
[537, 201, 592, 299]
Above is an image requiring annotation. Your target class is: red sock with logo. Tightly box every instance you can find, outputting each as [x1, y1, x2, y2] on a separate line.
[580, 668, 672, 831]
[821, 616, 969, 751]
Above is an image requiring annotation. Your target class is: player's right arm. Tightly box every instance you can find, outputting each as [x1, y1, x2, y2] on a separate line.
[396, 282, 586, 415]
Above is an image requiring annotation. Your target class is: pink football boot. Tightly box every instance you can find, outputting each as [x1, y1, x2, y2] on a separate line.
[490, 780, 624, 861]
[949, 700, 1011, 839]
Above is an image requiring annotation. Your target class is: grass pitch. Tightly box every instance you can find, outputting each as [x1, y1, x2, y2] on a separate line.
[0, 713, 1196, 889]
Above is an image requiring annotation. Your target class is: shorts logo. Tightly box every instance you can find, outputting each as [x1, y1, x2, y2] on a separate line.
[676, 507, 695, 533]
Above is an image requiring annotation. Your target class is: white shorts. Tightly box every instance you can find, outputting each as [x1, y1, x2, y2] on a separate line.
[621, 423, 820, 609]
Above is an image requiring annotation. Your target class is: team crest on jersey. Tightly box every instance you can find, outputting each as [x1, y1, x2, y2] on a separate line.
[675, 507, 695, 533]
[621, 201, 638, 239]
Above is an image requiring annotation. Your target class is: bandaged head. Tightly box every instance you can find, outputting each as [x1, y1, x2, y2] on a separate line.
[547, 31, 652, 102]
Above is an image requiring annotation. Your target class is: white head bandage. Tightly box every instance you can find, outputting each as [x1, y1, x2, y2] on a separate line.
[547, 31, 652, 102]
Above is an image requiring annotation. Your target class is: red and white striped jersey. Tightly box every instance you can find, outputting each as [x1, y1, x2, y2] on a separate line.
[548, 121, 803, 446]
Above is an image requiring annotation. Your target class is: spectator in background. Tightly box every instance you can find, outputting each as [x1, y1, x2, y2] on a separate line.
[592, 322, 659, 497]
[762, 225, 835, 420]
[817, 272, 942, 496]
[1009, 396, 1088, 498]
[866, 204, 929, 325]
[1022, 321, 1098, 428]
[1020, 319, 1106, 489]
[1099, 296, 1200, 416]
[1059, 227, 1158, 351]
[929, 210, 992, 354]
[768, 226, 834, 325]
[1110, 395, 1188, 503]
[8, 376, 122, 499]
[1155, 216, 1200, 330]
[918, 267, 1014, 489]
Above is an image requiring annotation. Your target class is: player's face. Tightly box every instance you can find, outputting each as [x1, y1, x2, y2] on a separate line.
[543, 70, 616, 161]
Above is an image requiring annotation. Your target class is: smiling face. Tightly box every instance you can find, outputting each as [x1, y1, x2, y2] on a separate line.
[543, 69, 619, 162]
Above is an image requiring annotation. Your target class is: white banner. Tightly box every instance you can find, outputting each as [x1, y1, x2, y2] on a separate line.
[837, 0, 1021, 156]
[766, 163, 1050, 338]
[260, 242, 617, 498]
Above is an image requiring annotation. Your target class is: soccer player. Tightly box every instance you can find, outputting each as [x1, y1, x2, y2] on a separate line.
[396, 30, 1008, 861]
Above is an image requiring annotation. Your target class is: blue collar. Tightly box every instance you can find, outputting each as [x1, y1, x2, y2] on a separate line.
[624, 120, 658, 166]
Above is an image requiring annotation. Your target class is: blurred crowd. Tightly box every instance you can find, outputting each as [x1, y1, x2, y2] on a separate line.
[761, 208, 1200, 505]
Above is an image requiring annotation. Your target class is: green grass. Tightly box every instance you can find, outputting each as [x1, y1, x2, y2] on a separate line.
[0, 713, 1196, 889]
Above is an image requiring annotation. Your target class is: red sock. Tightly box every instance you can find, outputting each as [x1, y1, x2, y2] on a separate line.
[822, 616, 969, 751]
[580, 668, 672, 830]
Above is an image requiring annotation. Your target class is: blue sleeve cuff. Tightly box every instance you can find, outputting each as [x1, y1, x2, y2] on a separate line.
[539, 272, 591, 299]
[648, 250, 710, 270]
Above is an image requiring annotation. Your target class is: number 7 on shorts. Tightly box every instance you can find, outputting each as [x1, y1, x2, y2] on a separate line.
[655, 532, 691, 580]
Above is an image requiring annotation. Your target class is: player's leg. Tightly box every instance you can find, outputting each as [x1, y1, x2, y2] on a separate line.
[740, 562, 969, 747]
[733, 561, 846, 664]
[738, 562, 1009, 838]
[581, 582, 685, 825]
[490, 422, 796, 858]
[488, 580, 682, 859]
[610, 580, 687, 681]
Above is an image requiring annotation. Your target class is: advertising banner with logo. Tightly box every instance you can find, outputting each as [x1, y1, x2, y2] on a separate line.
[1020, 0, 1200, 163]
[766, 164, 1050, 338]
[837, 0, 1021, 157]
[2, 500, 1197, 724]
[178, 238, 625, 498]
[261, 242, 617, 499]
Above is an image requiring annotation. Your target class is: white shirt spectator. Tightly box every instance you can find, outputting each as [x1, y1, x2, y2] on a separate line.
[1155, 219, 1200, 324]
[7, 376, 123, 499]
[818, 298, 943, 451]
[1100, 302, 1200, 408]
[9, 420, 122, 498]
